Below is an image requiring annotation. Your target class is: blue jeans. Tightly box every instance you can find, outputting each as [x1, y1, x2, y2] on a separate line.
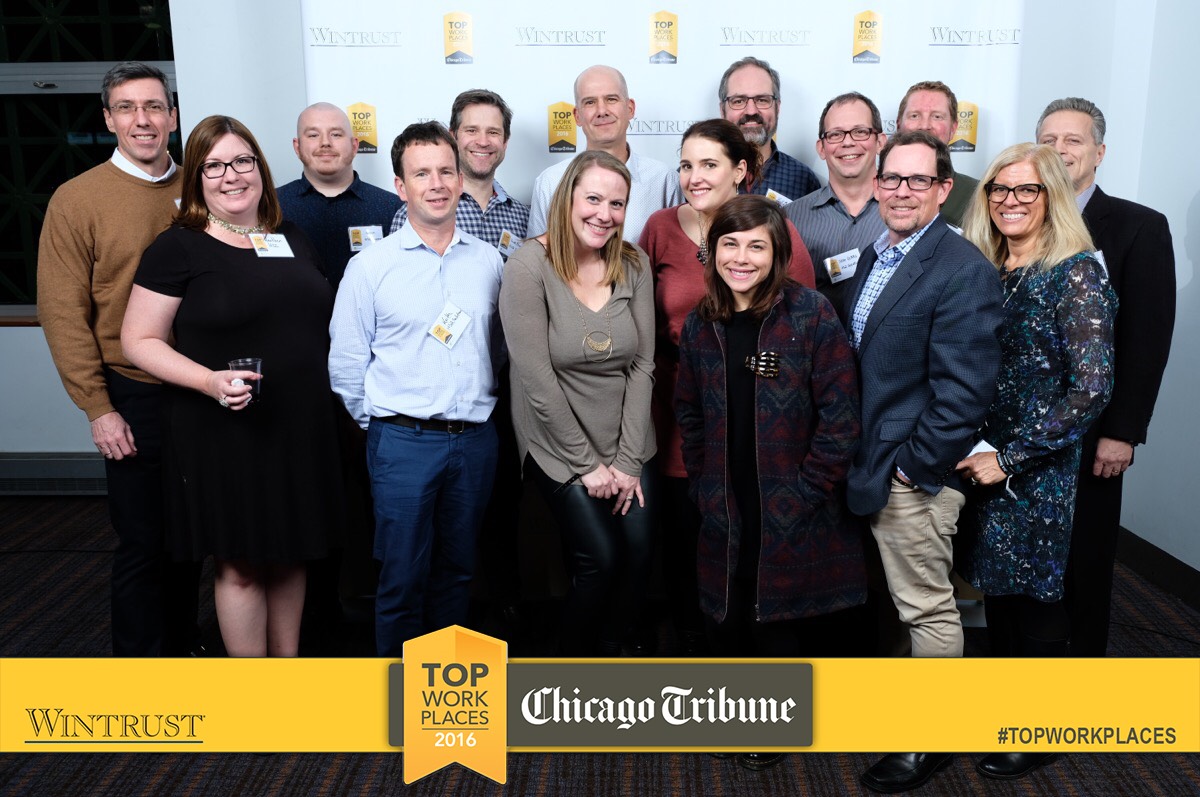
[367, 418, 498, 657]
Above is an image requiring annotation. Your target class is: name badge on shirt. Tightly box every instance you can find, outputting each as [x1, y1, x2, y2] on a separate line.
[1093, 249, 1108, 276]
[497, 229, 523, 259]
[429, 301, 472, 350]
[248, 233, 295, 258]
[824, 248, 860, 284]
[348, 225, 384, 252]
[764, 189, 793, 207]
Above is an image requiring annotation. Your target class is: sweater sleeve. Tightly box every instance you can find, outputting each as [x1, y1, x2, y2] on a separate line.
[500, 245, 600, 476]
[36, 193, 113, 420]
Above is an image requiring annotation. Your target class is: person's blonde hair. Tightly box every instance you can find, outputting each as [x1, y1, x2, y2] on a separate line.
[962, 142, 1094, 272]
[544, 151, 641, 285]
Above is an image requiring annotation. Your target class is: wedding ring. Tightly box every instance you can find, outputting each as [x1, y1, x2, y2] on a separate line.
[969, 477, 980, 486]
[218, 396, 229, 408]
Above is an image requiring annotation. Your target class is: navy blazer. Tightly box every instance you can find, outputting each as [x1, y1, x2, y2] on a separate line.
[844, 217, 1003, 516]
[1082, 186, 1175, 446]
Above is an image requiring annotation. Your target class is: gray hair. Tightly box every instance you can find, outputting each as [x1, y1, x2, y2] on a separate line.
[717, 57, 780, 104]
[1035, 97, 1106, 145]
[101, 62, 173, 110]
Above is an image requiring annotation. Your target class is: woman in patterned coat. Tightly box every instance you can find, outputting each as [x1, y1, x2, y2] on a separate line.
[675, 195, 866, 657]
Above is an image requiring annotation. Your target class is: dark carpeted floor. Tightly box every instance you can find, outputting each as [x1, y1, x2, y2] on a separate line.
[1, 496, 1198, 796]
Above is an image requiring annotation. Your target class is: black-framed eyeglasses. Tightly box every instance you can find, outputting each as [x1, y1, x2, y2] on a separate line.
[201, 156, 259, 180]
[985, 182, 1046, 204]
[821, 127, 878, 144]
[877, 173, 941, 192]
[724, 94, 777, 110]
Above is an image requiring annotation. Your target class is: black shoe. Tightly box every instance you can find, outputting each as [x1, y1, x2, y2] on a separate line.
[975, 752, 1059, 780]
[738, 752, 786, 771]
[861, 753, 953, 793]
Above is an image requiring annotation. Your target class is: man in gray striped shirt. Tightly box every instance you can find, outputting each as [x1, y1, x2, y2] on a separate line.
[786, 92, 888, 315]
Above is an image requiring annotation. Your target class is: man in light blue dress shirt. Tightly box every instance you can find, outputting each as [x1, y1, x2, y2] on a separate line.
[329, 122, 505, 656]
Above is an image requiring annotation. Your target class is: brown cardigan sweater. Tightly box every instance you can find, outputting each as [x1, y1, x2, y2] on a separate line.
[37, 161, 181, 420]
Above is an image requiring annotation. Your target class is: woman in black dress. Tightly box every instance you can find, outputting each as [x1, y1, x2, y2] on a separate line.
[122, 116, 341, 657]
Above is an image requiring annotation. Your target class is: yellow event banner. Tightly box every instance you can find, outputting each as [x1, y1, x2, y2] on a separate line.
[3, 655, 1197, 762]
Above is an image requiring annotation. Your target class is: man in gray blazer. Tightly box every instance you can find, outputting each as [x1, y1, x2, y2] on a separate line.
[849, 130, 1002, 793]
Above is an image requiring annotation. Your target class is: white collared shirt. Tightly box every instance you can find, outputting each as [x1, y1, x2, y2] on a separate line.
[110, 148, 177, 183]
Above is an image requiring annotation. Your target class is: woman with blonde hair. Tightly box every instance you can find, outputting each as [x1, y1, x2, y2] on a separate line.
[958, 142, 1115, 779]
[500, 150, 657, 656]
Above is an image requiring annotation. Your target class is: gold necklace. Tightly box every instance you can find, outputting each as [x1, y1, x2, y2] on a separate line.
[574, 293, 613, 363]
[207, 211, 264, 236]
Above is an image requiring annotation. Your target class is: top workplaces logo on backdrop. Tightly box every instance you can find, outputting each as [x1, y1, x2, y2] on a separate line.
[444, 12, 473, 64]
[649, 11, 678, 64]
[852, 10, 881, 63]
[547, 102, 577, 154]
[719, 23, 813, 47]
[949, 101, 979, 152]
[929, 25, 1020, 46]
[308, 27, 402, 47]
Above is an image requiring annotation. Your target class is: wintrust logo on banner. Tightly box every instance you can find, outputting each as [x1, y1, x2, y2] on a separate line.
[929, 26, 1020, 46]
[718, 26, 813, 47]
[515, 26, 608, 46]
[627, 119, 700, 137]
[308, 28, 401, 47]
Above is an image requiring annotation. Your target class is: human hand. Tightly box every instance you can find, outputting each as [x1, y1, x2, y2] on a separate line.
[609, 467, 644, 515]
[205, 369, 259, 411]
[91, 411, 137, 460]
[955, 451, 1007, 486]
[580, 465, 616, 499]
[1092, 437, 1134, 479]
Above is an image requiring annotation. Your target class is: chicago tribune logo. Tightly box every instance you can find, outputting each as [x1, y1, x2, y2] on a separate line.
[308, 28, 402, 47]
[719, 26, 813, 46]
[515, 27, 607, 46]
[929, 26, 1021, 46]
[627, 119, 700, 137]
[25, 708, 206, 743]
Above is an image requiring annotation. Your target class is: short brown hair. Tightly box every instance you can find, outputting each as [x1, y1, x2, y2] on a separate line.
[878, 130, 953, 183]
[697, 195, 795, 322]
[176, 115, 281, 232]
[897, 80, 957, 128]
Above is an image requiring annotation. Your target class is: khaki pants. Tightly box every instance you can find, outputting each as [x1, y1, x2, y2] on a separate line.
[871, 479, 966, 657]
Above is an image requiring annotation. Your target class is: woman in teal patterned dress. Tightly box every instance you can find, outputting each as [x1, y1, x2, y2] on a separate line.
[957, 143, 1116, 778]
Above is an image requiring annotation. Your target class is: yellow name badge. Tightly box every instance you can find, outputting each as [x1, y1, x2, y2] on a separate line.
[825, 247, 861, 284]
[764, 188, 793, 207]
[401, 626, 507, 783]
[348, 225, 384, 252]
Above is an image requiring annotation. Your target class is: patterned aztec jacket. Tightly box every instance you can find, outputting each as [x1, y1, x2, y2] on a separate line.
[675, 284, 867, 623]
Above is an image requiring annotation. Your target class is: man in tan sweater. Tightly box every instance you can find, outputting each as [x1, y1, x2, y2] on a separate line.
[37, 62, 198, 656]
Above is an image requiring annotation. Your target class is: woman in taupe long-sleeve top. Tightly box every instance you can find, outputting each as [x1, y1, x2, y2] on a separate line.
[500, 151, 657, 656]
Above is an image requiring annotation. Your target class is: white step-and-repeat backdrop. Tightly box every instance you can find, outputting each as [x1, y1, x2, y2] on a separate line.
[298, 1, 1026, 201]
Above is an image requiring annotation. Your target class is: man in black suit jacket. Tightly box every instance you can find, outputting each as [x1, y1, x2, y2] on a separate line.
[850, 131, 1002, 794]
[1036, 98, 1176, 656]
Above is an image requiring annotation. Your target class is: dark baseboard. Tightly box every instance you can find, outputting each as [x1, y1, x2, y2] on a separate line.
[1118, 527, 1200, 612]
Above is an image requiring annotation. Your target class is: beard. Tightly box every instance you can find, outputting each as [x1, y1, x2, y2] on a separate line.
[737, 113, 773, 147]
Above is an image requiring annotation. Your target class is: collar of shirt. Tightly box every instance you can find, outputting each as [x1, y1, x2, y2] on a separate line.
[1076, 182, 1098, 213]
[398, 219, 463, 254]
[872, 215, 939, 268]
[297, 170, 366, 200]
[111, 148, 177, 183]
[806, 183, 839, 208]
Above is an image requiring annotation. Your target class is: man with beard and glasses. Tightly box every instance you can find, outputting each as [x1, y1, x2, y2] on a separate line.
[718, 56, 820, 207]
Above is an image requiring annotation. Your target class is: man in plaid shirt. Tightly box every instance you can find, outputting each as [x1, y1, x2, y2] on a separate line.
[390, 89, 528, 259]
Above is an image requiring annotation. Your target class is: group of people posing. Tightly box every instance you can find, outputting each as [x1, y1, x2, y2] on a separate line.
[38, 59, 1175, 791]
